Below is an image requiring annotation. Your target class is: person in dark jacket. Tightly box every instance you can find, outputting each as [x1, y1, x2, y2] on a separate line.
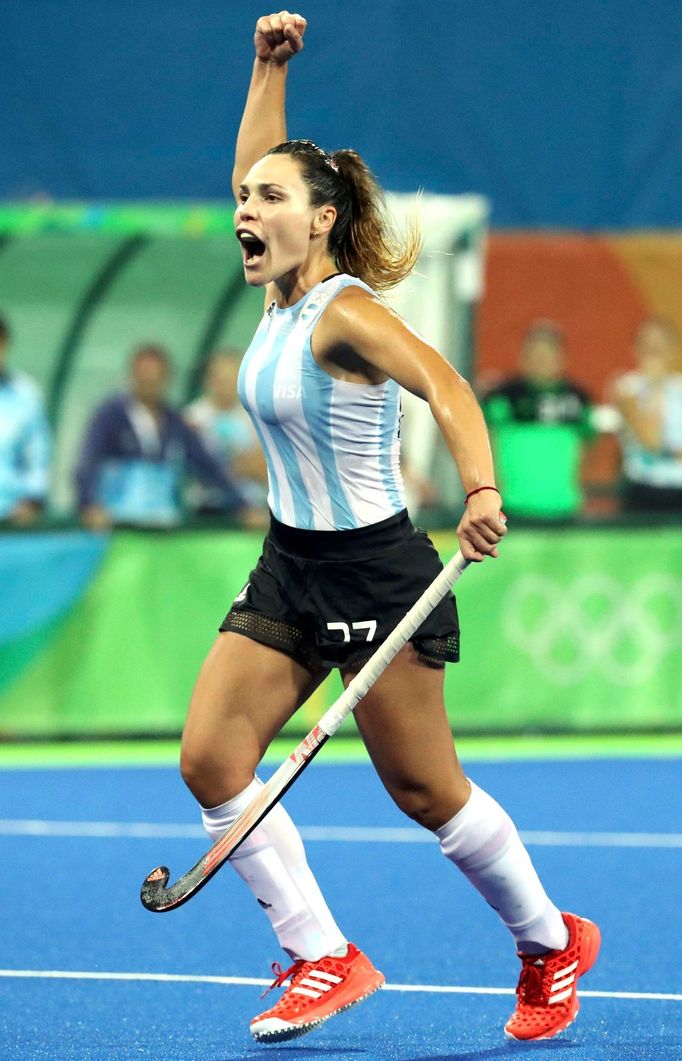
[75, 343, 245, 529]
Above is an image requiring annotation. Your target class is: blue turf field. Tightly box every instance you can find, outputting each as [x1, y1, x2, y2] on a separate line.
[1, 757, 681, 1059]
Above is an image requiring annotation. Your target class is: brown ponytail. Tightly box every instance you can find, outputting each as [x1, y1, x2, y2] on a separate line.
[266, 140, 421, 291]
[329, 150, 421, 291]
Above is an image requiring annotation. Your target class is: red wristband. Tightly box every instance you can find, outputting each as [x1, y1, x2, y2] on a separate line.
[464, 486, 501, 504]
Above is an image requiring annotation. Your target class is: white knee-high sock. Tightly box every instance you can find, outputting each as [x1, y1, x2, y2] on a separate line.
[201, 778, 347, 962]
[435, 781, 568, 953]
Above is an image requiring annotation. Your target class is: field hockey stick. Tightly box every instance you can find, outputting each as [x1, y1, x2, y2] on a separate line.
[140, 548, 470, 912]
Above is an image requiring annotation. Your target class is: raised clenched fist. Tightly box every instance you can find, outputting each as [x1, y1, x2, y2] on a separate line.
[254, 11, 307, 65]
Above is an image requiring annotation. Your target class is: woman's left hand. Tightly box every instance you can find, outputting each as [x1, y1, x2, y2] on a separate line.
[456, 491, 507, 562]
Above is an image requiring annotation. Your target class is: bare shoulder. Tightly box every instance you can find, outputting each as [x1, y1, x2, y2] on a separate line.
[316, 281, 460, 399]
[329, 284, 394, 322]
[318, 285, 405, 348]
[312, 286, 396, 384]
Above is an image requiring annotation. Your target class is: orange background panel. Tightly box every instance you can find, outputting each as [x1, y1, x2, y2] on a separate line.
[477, 233, 649, 401]
[610, 234, 682, 353]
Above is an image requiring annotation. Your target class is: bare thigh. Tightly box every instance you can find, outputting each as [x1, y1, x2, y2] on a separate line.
[343, 644, 469, 831]
[181, 631, 324, 807]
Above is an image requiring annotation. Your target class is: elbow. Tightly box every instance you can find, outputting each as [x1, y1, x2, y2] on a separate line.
[426, 372, 477, 417]
[454, 373, 476, 399]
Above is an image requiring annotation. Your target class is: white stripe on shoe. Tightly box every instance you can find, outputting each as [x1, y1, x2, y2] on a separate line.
[308, 971, 343, 983]
[546, 959, 579, 1004]
[299, 978, 333, 992]
[291, 968, 343, 999]
[549, 986, 575, 1004]
[553, 960, 578, 980]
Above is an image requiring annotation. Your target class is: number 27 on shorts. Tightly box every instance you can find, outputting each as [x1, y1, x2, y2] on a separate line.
[326, 619, 377, 643]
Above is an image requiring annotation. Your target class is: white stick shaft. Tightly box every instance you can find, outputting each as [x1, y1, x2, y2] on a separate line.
[317, 549, 470, 738]
[140, 548, 470, 909]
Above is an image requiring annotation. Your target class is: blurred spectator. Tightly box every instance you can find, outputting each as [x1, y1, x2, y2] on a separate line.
[611, 317, 682, 512]
[74, 343, 245, 530]
[183, 349, 267, 514]
[0, 313, 51, 527]
[482, 320, 596, 520]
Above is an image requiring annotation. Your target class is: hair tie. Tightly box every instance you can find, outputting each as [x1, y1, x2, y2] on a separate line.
[464, 486, 501, 504]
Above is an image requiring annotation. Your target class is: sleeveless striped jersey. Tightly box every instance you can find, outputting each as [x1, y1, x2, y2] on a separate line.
[238, 273, 406, 530]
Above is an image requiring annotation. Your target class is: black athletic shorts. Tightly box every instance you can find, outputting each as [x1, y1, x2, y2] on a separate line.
[220, 509, 460, 672]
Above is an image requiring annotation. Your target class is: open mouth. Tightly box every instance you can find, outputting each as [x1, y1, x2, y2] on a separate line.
[237, 229, 267, 266]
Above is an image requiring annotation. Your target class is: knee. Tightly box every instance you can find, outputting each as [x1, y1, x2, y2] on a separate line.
[179, 742, 252, 807]
[179, 744, 207, 797]
[388, 777, 468, 832]
[178, 742, 217, 803]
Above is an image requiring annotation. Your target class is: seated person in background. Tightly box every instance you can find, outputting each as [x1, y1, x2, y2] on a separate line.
[0, 313, 51, 527]
[183, 349, 267, 514]
[611, 316, 682, 512]
[482, 320, 596, 520]
[75, 343, 245, 530]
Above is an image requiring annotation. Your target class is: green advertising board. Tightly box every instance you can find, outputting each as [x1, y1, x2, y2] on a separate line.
[0, 527, 680, 739]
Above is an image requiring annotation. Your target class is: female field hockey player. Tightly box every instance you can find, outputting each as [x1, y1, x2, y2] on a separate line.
[179, 10, 601, 1044]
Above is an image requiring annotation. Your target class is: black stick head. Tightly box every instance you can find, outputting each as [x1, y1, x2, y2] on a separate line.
[140, 866, 171, 911]
[140, 856, 216, 912]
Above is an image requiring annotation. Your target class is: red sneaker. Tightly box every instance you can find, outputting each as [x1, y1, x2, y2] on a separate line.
[250, 943, 385, 1043]
[504, 912, 601, 1041]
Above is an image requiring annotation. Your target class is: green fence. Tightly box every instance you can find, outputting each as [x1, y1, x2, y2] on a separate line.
[0, 526, 679, 739]
[0, 205, 264, 514]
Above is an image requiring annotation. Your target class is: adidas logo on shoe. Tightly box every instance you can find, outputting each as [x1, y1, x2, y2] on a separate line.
[250, 943, 384, 1043]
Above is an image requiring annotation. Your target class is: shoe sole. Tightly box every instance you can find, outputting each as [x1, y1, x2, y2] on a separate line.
[251, 979, 384, 1044]
[504, 917, 602, 1042]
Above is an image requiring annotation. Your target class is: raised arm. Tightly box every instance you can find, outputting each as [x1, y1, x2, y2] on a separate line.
[232, 11, 307, 201]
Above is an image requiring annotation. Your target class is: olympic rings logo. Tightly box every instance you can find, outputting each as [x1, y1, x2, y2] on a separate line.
[502, 572, 682, 686]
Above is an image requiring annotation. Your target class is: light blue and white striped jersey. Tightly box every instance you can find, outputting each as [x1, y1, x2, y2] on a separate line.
[238, 273, 406, 530]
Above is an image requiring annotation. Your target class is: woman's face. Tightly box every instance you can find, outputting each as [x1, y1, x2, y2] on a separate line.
[635, 322, 675, 379]
[235, 154, 321, 287]
[521, 337, 565, 383]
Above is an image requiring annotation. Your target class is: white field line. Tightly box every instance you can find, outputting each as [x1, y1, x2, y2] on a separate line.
[0, 968, 679, 1002]
[0, 819, 682, 849]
